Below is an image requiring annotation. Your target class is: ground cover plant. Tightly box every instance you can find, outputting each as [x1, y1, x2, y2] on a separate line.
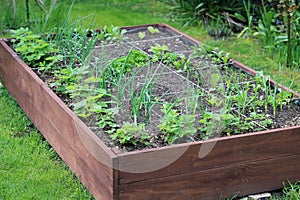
[10, 25, 300, 153]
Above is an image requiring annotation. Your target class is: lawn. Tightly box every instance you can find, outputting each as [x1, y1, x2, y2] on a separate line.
[0, 84, 93, 199]
[0, 0, 299, 199]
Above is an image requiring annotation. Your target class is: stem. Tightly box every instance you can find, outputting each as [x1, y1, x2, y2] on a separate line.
[287, 12, 292, 67]
[26, 0, 30, 22]
[12, 0, 16, 20]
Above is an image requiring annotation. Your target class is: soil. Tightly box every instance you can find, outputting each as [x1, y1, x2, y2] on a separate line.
[20, 26, 300, 152]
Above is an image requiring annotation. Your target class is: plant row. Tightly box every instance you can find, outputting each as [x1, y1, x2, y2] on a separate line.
[11, 26, 297, 149]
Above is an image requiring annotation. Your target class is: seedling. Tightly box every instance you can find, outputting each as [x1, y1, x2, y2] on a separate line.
[158, 103, 196, 144]
[147, 26, 160, 34]
[111, 122, 150, 146]
[138, 31, 146, 39]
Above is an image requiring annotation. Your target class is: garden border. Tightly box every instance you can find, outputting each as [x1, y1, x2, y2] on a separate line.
[1, 23, 300, 200]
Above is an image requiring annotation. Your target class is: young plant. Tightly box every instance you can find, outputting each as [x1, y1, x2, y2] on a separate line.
[97, 25, 127, 42]
[147, 26, 160, 34]
[111, 122, 150, 146]
[130, 83, 157, 124]
[12, 27, 62, 72]
[148, 44, 169, 62]
[199, 109, 238, 139]
[158, 103, 196, 144]
[138, 31, 146, 39]
[198, 45, 232, 66]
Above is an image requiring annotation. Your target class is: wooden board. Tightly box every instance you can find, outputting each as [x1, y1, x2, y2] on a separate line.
[118, 153, 300, 200]
[117, 126, 300, 184]
[0, 40, 117, 200]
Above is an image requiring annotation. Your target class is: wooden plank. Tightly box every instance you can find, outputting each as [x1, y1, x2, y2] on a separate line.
[117, 126, 300, 184]
[118, 153, 300, 200]
[0, 41, 117, 199]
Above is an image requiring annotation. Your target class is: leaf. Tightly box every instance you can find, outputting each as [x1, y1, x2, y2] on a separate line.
[234, 13, 246, 22]
[73, 99, 87, 110]
[84, 76, 102, 83]
[147, 26, 160, 34]
[138, 32, 145, 39]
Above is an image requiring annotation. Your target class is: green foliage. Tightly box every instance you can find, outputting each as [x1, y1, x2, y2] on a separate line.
[0, 86, 93, 199]
[199, 110, 238, 139]
[207, 18, 232, 39]
[51, 65, 88, 94]
[111, 49, 149, 73]
[200, 45, 232, 66]
[280, 181, 300, 200]
[54, 27, 99, 66]
[12, 27, 62, 72]
[147, 26, 160, 34]
[160, 0, 245, 27]
[236, 0, 254, 38]
[97, 25, 127, 42]
[253, 3, 278, 46]
[162, 51, 191, 71]
[158, 103, 196, 144]
[111, 122, 150, 146]
[130, 82, 157, 124]
[148, 43, 169, 62]
[276, 0, 300, 67]
[138, 31, 146, 39]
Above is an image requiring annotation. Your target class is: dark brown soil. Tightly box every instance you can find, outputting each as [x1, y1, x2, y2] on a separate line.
[24, 26, 300, 152]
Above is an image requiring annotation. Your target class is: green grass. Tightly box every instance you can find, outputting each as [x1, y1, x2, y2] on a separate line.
[203, 37, 300, 93]
[0, 85, 93, 199]
[63, 0, 172, 29]
[0, 0, 300, 199]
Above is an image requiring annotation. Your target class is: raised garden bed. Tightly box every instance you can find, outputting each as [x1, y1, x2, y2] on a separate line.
[1, 23, 300, 199]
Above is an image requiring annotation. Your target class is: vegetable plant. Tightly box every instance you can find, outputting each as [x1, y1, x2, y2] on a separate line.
[12, 28, 62, 72]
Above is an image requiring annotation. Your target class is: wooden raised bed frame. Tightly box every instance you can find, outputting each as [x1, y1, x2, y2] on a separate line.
[1, 23, 300, 200]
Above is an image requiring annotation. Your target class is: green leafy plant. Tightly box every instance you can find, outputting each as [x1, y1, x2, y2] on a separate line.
[280, 181, 300, 200]
[148, 44, 169, 62]
[199, 45, 232, 66]
[158, 103, 196, 144]
[199, 109, 238, 139]
[207, 17, 232, 39]
[276, 0, 299, 67]
[54, 27, 99, 66]
[161, 51, 191, 71]
[160, 0, 245, 27]
[147, 26, 160, 34]
[111, 122, 150, 146]
[253, 1, 278, 49]
[12, 27, 62, 72]
[97, 25, 127, 42]
[138, 31, 146, 39]
[236, 0, 254, 38]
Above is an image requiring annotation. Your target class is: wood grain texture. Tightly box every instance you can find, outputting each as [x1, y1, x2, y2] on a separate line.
[119, 153, 300, 200]
[117, 126, 300, 184]
[0, 41, 117, 200]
